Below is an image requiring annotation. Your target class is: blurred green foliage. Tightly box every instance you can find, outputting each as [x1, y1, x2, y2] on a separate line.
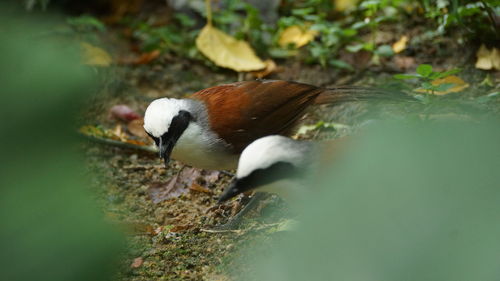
[242, 118, 500, 281]
[113, 0, 499, 69]
[394, 64, 462, 101]
[0, 6, 123, 281]
[25, 0, 500, 68]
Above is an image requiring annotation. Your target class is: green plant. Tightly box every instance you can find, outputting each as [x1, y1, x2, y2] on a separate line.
[420, 0, 500, 40]
[67, 15, 106, 32]
[394, 64, 461, 102]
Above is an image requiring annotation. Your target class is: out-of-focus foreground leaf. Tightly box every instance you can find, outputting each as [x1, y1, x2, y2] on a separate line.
[0, 6, 123, 281]
[195, 0, 265, 71]
[243, 118, 500, 281]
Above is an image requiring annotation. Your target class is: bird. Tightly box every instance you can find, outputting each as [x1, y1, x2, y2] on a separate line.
[143, 79, 409, 170]
[217, 135, 346, 203]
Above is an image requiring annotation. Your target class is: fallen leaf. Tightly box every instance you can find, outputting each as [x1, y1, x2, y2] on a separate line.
[432, 75, 469, 95]
[130, 257, 143, 269]
[416, 75, 469, 95]
[250, 59, 278, 79]
[135, 49, 161, 64]
[334, 0, 360, 11]
[149, 175, 185, 204]
[279, 25, 318, 48]
[189, 183, 212, 194]
[475, 44, 500, 71]
[153, 226, 164, 235]
[339, 49, 372, 70]
[202, 170, 220, 184]
[127, 118, 148, 138]
[109, 105, 141, 122]
[148, 167, 219, 203]
[81, 42, 112, 67]
[196, 24, 266, 71]
[392, 35, 409, 53]
[111, 124, 126, 140]
[148, 168, 198, 203]
[118, 49, 161, 65]
[79, 125, 106, 138]
[124, 139, 149, 146]
[394, 55, 416, 70]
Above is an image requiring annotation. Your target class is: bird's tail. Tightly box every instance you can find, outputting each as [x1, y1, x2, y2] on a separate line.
[314, 86, 415, 105]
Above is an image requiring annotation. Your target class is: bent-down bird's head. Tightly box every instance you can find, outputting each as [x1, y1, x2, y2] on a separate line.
[218, 135, 312, 203]
[144, 98, 197, 167]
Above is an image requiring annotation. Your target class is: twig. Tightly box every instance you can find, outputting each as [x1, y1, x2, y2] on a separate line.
[79, 133, 157, 154]
[200, 228, 243, 234]
[200, 222, 283, 234]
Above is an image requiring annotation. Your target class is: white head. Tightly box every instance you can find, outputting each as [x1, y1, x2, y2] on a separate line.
[144, 98, 194, 137]
[237, 135, 312, 178]
[143, 98, 202, 165]
[218, 135, 314, 202]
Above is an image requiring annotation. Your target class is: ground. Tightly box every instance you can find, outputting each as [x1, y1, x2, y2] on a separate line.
[81, 14, 499, 281]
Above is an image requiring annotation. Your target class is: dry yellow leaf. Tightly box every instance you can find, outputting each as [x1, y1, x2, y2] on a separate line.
[80, 42, 112, 66]
[417, 75, 469, 95]
[195, 24, 266, 72]
[392, 35, 409, 53]
[475, 44, 500, 71]
[334, 0, 360, 11]
[279, 26, 318, 48]
[250, 59, 278, 79]
[432, 75, 469, 95]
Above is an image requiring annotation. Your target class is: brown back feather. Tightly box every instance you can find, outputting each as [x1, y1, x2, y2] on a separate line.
[191, 80, 324, 152]
[191, 80, 412, 153]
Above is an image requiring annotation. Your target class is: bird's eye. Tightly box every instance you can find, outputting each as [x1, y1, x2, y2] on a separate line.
[146, 131, 160, 146]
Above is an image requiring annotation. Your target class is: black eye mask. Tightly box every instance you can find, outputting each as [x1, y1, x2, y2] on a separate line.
[148, 110, 192, 167]
[218, 161, 302, 203]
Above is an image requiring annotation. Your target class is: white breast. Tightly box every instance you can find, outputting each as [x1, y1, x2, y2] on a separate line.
[170, 122, 239, 170]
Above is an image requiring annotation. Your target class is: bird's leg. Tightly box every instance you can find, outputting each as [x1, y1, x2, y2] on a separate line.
[213, 192, 267, 230]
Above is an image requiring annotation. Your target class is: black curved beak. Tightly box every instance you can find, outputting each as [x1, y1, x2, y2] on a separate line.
[156, 110, 192, 168]
[218, 179, 243, 204]
[158, 137, 175, 167]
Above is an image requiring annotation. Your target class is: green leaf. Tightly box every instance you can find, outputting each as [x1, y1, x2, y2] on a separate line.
[434, 68, 462, 79]
[376, 45, 394, 57]
[346, 43, 364, 52]
[421, 81, 434, 89]
[67, 15, 106, 32]
[175, 13, 196, 28]
[363, 42, 375, 51]
[351, 21, 367, 30]
[329, 59, 353, 70]
[341, 28, 357, 37]
[416, 64, 433, 77]
[434, 83, 455, 92]
[393, 74, 420, 80]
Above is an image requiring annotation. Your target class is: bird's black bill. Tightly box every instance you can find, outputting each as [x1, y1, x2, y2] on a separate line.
[217, 161, 301, 203]
[217, 180, 242, 204]
[158, 137, 176, 166]
[158, 110, 192, 168]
